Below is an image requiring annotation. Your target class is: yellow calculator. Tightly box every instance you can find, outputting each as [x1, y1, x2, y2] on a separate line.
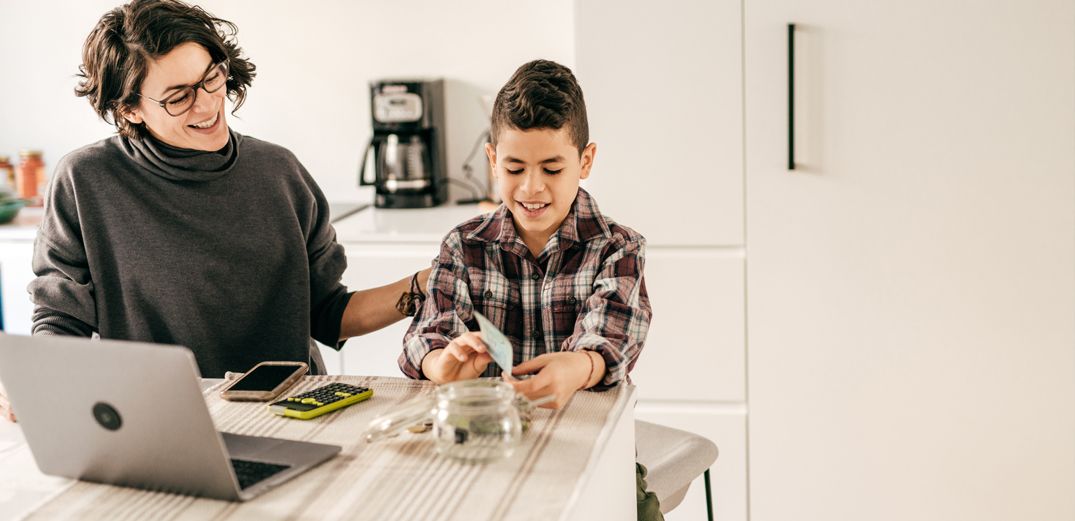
[268, 382, 373, 420]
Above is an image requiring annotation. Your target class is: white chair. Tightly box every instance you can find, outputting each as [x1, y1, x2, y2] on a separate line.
[635, 420, 718, 519]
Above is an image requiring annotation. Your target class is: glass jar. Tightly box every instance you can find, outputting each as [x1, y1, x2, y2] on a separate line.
[432, 379, 521, 462]
[0, 156, 14, 189]
[17, 150, 44, 205]
[363, 378, 525, 463]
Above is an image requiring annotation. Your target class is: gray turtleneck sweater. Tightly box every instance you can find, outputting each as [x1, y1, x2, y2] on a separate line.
[28, 130, 352, 378]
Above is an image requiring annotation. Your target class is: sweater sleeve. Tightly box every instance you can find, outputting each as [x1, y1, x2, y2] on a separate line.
[28, 161, 97, 337]
[297, 162, 351, 348]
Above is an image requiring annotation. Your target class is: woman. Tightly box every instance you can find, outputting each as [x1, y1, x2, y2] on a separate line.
[24, 0, 427, 379]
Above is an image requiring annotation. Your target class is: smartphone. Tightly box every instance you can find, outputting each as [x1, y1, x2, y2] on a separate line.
[219, 361, 308, 402]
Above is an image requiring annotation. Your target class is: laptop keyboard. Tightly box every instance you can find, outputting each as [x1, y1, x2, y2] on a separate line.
[230, 458, 291, 489]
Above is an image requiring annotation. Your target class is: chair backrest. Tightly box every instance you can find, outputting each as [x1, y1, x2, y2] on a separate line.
[635, 420, 719, 513]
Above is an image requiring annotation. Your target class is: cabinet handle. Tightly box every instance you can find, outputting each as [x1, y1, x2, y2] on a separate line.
[788, 23, 796, 171]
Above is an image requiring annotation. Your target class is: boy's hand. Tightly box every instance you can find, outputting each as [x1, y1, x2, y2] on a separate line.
[421, 332, 493, 384]
[506, 351, 591, 409]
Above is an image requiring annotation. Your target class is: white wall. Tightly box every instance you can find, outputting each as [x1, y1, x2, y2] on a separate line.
[0, 0, 575, 203]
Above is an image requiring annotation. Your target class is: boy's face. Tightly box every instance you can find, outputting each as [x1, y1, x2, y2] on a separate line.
[486, 127, 596, 244]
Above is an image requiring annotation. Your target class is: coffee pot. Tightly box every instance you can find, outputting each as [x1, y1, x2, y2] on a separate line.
[359, 79, 448, 208]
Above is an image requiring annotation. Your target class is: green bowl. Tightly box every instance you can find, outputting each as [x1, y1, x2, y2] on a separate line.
[0, 199, 27, 224]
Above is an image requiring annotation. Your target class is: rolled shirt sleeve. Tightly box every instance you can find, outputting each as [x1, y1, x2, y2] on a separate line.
[561, 236, 652, 389]
[400, 231, 472, 379]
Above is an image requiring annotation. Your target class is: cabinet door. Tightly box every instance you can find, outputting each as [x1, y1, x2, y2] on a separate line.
[0, 242, 35, 334]
[630, 249, 744, 402]
[575, 0, 742, 247]
[746, 3, 1075, 520]
[339, 244, 439, 376]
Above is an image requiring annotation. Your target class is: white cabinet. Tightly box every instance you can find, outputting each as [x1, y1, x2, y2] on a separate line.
[337, 244, 440, 377]
[745, 2, 1075, 520]
[331, 205, 479, 377]
[0, 241, 34, 335]
[0, 209, 43, 335]
[575, 0, 743, 247]
[576, 1, 747, 520]
[630, 249, 744, 403]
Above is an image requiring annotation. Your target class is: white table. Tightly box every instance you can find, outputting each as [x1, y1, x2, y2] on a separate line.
[0, 376, 634, 521]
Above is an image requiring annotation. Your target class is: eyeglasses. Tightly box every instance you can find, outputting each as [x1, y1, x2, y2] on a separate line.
[136, 60, 229, 117]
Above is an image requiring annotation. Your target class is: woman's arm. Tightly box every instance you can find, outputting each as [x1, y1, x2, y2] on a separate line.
[29, 164, 97, 337]
[338, 268, 430, 339]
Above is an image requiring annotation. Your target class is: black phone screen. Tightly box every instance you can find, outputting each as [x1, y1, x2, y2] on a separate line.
[229, 364, 304, 391]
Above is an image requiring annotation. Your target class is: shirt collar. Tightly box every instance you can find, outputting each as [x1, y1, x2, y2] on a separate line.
[466, 188, 612, 254]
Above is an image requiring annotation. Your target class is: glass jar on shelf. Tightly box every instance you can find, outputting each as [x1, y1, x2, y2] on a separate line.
[17, 150, 45, 206]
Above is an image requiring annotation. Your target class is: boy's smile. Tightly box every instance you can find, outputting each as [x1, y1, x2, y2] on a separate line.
[486, 127, 596, 256]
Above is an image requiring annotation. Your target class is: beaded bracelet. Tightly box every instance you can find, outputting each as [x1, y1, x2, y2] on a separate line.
[578, 350, 597, 390]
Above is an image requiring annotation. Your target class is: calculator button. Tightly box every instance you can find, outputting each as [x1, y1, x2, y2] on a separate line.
[270, 382, 373, 420]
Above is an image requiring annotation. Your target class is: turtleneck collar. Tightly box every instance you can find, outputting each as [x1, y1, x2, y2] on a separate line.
[120, 129, 243, 182]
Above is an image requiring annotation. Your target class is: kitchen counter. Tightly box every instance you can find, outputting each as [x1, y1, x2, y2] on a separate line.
[0, 203, 496, 344]
[0, 204, 495, 245]
[0, 207, 44, 242]
[331, 203, 490, 244]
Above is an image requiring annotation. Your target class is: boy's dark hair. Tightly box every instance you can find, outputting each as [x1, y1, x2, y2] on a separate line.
[75, 0, 256, 138]
[490, 59, 589, 155]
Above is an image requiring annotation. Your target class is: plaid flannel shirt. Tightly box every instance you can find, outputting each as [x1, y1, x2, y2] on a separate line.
[400, 188, 651, 388]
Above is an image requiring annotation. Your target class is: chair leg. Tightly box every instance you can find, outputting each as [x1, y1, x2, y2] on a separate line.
[704, 468, 714, 521]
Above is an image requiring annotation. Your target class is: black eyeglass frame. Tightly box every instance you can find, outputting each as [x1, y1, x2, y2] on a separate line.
[134, 59, 230, 117]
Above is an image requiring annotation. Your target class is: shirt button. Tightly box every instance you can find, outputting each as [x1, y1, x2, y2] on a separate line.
[530, 273, 540, 281]
[484, 290, 493, 299]
[532, 332, 542, 340]
[567, 296, 577, 305]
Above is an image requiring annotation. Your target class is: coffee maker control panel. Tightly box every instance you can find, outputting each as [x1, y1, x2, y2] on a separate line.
[374, 91, 423, 123]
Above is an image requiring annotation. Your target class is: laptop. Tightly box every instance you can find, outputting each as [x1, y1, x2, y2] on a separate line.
[0, 334, 341, 501]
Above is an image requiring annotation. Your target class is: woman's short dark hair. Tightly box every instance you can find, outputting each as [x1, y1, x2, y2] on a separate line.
[75, 0, 256, 138]
[490, 59, 589, 155]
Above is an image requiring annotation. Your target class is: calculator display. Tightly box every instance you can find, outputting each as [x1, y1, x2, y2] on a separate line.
[229, 364, 305, 391]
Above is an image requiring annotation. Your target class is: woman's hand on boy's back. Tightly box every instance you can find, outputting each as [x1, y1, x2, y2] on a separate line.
[507, 352, 592, 409]
[421, 332, 493, 384]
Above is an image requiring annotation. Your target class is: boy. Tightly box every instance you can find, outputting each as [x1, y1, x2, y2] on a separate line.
[400, 59, 660, 519]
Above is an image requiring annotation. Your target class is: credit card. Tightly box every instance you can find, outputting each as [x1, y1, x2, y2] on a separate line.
[473, 311, 513, 375]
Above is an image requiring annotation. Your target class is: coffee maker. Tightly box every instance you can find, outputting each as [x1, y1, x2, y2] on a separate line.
[359, 79, 448, 208]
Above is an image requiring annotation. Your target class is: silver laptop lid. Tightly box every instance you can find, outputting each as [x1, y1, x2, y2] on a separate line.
[0, 334, 241, 500]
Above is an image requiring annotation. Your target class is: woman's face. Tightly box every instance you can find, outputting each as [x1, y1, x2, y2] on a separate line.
[124, 42, 230, 151]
